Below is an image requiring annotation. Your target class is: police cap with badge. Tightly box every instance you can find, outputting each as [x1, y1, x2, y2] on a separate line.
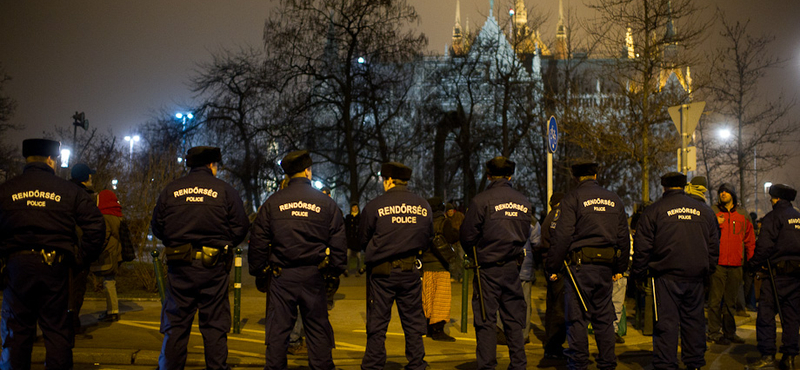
[281, 150, 313, 175]
[486, 156, 515, 177]
[661, 172, 687, 188]
[769, 184, 797, 202]
[22, 139, 60, 158]
[380, 162, 412, 181]
[185, 146, 222, 167]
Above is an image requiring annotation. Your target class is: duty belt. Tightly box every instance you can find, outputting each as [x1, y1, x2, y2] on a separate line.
[9, 249, 63, 265]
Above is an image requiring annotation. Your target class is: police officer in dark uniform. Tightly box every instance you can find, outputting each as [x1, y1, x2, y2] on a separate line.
[632, 172, 719, 370]
[360, 162, 431, 370]
[0, 138, 105, 370]
[745, 184, 800, 370]
[460, 156, 531, 370]
[151, 146, 249, 370]
[249, 150, 346, 370]
[537, 192, 567, 360]
[545, 162, 629, 370]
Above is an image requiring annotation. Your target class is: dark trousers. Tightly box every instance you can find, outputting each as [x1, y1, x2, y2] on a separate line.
[565, 264, 616, 370]
[652, 277, 706, 370]
[707, 265, 741, 339]
[756, 274, 800, 356]
[362, 268, 427, 370]
[544, 274, 567, 354]
[1, 253, 73, 370]
[158, 259, 231, 370]
[473, 262, 527, 370]
[265, 266, 334, 370]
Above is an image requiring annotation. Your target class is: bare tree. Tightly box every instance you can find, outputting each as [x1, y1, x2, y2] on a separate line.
[699, 11, 798, 212]
[0, 64, 22, 180]
[585, 0, 709, 202]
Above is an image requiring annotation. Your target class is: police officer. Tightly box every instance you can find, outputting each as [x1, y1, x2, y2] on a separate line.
[361, 162, 431, 370]
[545, 162, 629, 370]
[632, 172, 719, 370]
[151, 146, 249, 370]
[537, 192, 567, 360]
[248, 150, 346, 370]
[745, 184, 800, 370]
[0, 138, 105, 369]
[460, 156, 531, 370]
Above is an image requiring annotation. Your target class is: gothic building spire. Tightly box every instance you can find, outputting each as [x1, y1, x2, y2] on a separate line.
[554, 0, 567, 59]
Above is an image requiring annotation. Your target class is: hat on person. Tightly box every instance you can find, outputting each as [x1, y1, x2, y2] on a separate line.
[380, 162, 412, 181]
[70, 163, 96, 182]
[445, 203, 455, 211]
[185, 146, 222, 167]
[22, 138, 60, 158]
[486, 156, 515, 177]
[718, 183, 739, 205]
[690, 176, 708, 188]
[661, 172, 687, 188]
[571, 162, 599, 177]
[427, 197, 444, 212]
[280, 150, 312, 175]
[549, 192, 565, 208]
[769, 184, 797, 202]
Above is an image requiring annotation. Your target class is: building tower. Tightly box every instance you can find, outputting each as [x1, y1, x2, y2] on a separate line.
[554, 0, 568, 59]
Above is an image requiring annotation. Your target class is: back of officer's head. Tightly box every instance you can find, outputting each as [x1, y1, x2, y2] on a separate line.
[660, 172, 687, 190]
[185, 146, 222, 168]
[427, 196, 444, 212]
[571, 162, 598, 181]
[380, 162, 411, 185]
[280, 150, 313, 178]
[22, 139, 61, 165]
[486, 156, 515, 180]
[769, 184, 797, 202]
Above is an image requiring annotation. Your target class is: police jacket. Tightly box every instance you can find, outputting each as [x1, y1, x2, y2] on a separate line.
[460, 179, 532, 265]
[748, 200, 800, 269]
[360, 184, 432, 265]
[248, 177, 346, 274]
[0, 162, 105, 263]
[151, 167, 249, 250]
[711, 203, 755, 267]
[632, 189, 719, 279]
[545, 179, 629, 275]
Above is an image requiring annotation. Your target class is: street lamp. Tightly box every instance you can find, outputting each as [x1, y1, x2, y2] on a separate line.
[124, 135, 140, 158]
[60, 149, 71, 168]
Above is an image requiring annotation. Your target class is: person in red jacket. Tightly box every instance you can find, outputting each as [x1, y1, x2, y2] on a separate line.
[708, 183, 755, 344]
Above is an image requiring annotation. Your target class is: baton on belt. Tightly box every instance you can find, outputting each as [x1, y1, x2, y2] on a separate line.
[564, 260, 588, 312]
[651, 276, 658, 323]
[471, 247, 487, 321]
[766, 260, 784, 326]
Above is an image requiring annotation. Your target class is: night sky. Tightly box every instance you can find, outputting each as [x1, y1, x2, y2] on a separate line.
[1, 0, 798, 185]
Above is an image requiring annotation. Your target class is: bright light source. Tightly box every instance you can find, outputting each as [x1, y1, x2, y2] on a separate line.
[765, 182, 773, 194]
[509, 8, 515, 16]
[718, 128, 732, 140]
[186, 113, 193, 119]
[175, 113, 183, 119]
[313, 181, 323, 189]
[357, 57, 366, 64]
[111, 179, 118, 190]
[132, 135, 140, 142]
[177, 157, 183, 163]
[60, 149, 70, 168]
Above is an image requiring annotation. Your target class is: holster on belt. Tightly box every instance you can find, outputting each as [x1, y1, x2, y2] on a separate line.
[163, 243, 193, 263]
[568, 247, 617, 266]
[201, 245, 228, 268]
[370, 255, 416, 276]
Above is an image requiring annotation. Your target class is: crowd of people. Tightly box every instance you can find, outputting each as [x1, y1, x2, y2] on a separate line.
[1, 138, 800, 370]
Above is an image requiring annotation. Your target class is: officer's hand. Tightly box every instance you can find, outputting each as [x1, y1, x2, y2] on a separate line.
[612, 273, 623, 282]
[549, 274, 558, 281]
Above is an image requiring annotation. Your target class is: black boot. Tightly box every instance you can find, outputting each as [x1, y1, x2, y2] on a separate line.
[746, 355, 777, 370]
[780, 354, 796, 370]
[429, 321, 456, 342]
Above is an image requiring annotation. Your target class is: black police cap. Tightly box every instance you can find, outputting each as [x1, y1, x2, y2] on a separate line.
[769, 184, 797, 201]
[71, 163, 96, 182]
[22, 138, 60, 158]
[380, 162, 412, 181]
[571, 162, 598, 177]
[185, 146, 222, 167]
[660, 172, 687, 188]
[280, 150, 312, 175]
[486, 156, 515, 177]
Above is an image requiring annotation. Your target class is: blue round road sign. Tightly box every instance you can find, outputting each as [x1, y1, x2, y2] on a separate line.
[548, 116, 558, 153]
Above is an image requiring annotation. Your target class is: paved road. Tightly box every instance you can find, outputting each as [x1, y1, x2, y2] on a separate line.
[21, 271, 766, 369]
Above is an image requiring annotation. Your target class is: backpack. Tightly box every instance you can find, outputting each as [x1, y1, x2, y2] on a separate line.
[431, 216, 457, 268]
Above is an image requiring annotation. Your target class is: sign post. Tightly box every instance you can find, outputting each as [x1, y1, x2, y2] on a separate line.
[547, 116, 558, 213]
[668, 102, 705, 175]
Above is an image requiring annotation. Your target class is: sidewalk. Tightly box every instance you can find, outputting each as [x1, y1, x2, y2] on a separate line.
[23, 271, 757, 369]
